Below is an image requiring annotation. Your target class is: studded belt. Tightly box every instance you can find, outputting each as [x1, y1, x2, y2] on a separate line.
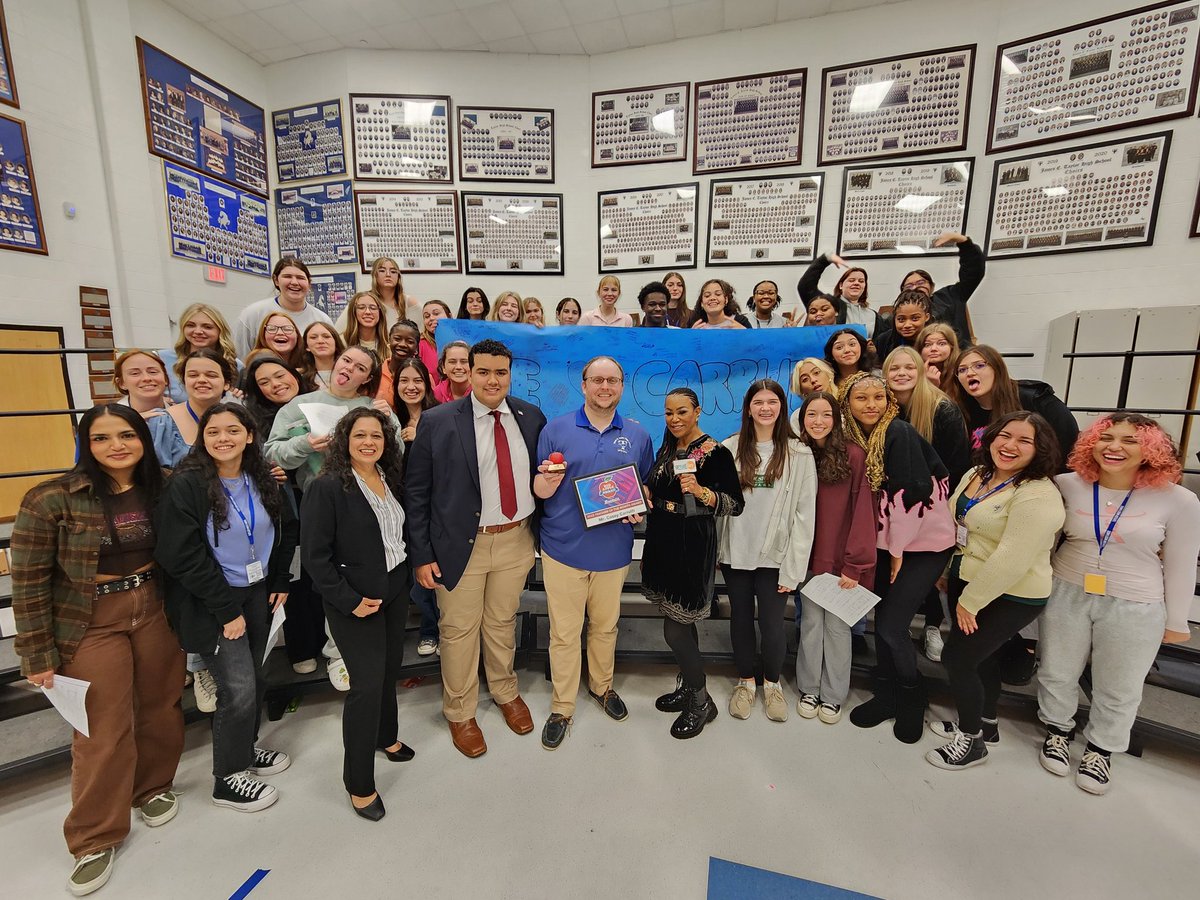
[95, 570, 155, 596]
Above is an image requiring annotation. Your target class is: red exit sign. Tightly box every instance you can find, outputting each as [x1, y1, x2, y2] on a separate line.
[205, 265, 227, 284]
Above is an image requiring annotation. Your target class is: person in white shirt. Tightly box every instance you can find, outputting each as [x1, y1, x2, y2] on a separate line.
[234, 257, 333, 358]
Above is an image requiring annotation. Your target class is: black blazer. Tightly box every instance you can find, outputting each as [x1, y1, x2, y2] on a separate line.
[301, 473, 407, 617]
[403, 394, 545, 591]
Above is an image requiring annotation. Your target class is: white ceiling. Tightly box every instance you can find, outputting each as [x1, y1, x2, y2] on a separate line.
[160, 0, 903, 66]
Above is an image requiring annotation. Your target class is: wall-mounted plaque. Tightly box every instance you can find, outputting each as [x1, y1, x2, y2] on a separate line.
[0, 113, 46, 255]
[309, 271, 359, 321]
[819, 45, 975, 165]
[984, 132, 1171, 258]
[692, 69, 806, 174]
[348, 93, 453, 183]
[457, 106, 554, 183]
[0, 1, 18, 108]
[988, 1, 1200, 153]
[837, 158, 973, 259]
[706, 174, 823, 266]
[462, 192, 563, 274]
[163, 160, 269, 276]
[592, 82, 689, 167]
[597, 182, 697, 273]
[354, 190, 460, 274]
[272, 99, 345, 182]
[275, 180, 356, 266]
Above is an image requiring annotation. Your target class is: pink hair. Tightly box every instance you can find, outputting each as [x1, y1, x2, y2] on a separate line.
[1068, 415, 1182, 488]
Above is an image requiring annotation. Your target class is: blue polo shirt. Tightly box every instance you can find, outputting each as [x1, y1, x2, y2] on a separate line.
[537, 406, 655, 572]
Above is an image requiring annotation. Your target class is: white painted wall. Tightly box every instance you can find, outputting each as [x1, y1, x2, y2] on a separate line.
[2, 0, 1199, 407]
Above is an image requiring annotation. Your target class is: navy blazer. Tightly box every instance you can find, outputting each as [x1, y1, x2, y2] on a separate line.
[403, 394, 545, 591]
[301, 473, 408, 617]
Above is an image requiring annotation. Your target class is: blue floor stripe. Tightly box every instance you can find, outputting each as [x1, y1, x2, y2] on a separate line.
[228, 869, 270, 900]
[707, 858, 879, 900]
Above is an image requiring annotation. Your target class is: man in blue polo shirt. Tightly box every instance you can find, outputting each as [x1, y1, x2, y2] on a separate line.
[532, 356, 654, 750]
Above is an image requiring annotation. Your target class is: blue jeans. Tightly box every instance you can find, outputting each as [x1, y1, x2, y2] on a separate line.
[412, 581, 439, 640]
[199, 585, 271, 781]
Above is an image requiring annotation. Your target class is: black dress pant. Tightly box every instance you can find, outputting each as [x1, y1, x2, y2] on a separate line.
[873, 548, 953, 683]
[723, 565, 787, 682]
[323, 562, 410, 796]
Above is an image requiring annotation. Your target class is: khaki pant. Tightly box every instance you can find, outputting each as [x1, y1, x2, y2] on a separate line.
[543, 552, 627, 717]
[59, 579, 185, 857]
[436, 522, 534, 722]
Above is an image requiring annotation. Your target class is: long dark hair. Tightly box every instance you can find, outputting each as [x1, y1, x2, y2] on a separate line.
[823, 328, 875, 381]
[320, 408, 404, 496]
[242, 355, 315, 435]
[75, 404, 164, 500]
[182, 347, 235, 393]
[173, 402, 282, 531]
[951, 344, 1022, 426]
[795, 391, 851, 484]
[457, 286, 490, 319]
[391, 356, 438, 427]
[654, 387, 701, 466]
[973, 410, 1061, 486]
[735, 379, 792, 491]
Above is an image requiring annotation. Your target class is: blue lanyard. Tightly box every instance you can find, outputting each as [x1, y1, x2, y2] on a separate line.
[960, 475, 1014, 518]
[222, 474, 257, 560]
[185, 402, 200, 424]
[1093, 483, 1134, 557]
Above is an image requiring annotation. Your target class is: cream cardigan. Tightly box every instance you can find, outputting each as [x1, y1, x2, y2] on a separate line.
[950, 468, 1066, 614]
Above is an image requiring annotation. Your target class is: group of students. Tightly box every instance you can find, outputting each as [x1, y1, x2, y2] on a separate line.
[11, 244, 1200, 898]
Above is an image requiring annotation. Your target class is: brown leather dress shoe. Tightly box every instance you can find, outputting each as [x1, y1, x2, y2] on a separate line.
[448, 718, 487, 758]
[495, 696, 534, 735]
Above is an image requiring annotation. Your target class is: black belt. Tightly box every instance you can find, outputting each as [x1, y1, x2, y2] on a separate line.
[658, 499, 713, 517]
[95, 570, 155, 596]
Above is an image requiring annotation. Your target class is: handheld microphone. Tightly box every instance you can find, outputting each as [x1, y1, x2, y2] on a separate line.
[673, 450, 699, 517]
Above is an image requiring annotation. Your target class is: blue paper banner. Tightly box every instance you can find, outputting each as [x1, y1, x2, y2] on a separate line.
[436, 320, 864, 440]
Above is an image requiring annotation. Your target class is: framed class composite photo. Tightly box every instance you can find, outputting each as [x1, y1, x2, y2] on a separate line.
[353, 189, 461, 274]
[457, 106, 554, 183]
[983, 132, 1171, 259]
[0, 0, 17, 108]
[136, 38, 269, 196]
[837, 158, 974, 259]
[706, 173, 824, 266]
[597, 182, 698, 273]
[275, 180, 356, 266]
[271, 98, 346, 183]
[819, 44, 975, 165]
[349, 93, 453, 183]
[162, 160, 270, 276]
[461, 192, 563, 275]
[0, 112, 46, 255]
[988, 1, 1200, 154]
[692, 69, 806, 175]
[573, 465, 648, 529]
[592, 82, 689, 168]
[308, 271, 359, 322]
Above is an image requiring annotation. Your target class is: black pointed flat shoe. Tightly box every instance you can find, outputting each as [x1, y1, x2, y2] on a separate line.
[351, 794, 386, 822]
[381, 743, 415, 762]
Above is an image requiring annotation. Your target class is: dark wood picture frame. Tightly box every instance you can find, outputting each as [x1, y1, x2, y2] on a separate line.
[456, 106, 555, 183]
[692, 68, 807, 175]
[596, 181, 699, 274]
[0, 0, 19, 109]
[270, 97, 346, 184]
[348, 92, 454, 185]
[353, 189, 461, 275]
[705, 173, 824, 267]
[460, 191, 565, 276]
[591, 81, 689, 168]
[0, 111, 47, 256]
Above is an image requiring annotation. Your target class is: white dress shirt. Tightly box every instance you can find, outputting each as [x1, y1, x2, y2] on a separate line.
[471, 393, 534, 526]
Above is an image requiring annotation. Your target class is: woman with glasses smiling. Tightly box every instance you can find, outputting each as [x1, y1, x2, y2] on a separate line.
[745, 280, 787, 328]
[244, 313, 305, 371]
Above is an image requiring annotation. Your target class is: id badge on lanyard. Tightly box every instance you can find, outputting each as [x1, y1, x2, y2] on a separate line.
[1086, 484, 1133, 596]
[224, 475, 265, 584]
[957, 476, 1013, 550]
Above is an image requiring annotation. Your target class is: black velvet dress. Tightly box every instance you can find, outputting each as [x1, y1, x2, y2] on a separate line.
[640, 435, 744, 624]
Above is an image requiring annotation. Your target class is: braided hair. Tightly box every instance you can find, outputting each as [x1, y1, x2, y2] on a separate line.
[838, 372, 899, 491]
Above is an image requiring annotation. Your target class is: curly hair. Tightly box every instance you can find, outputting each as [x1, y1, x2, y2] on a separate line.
[173, 402, 282, 531]
[974, 411, 1061, 486]
[1067, 413, 1181, 488]
[319, 408, 404, 497]
[795, 391, 851, 484]
[690, 279, 738, 324]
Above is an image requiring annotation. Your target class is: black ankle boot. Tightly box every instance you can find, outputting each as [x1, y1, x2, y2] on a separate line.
[849, 674, 897, 728]
[656, 673, 688, 712]
[670, 687, 717, 739]
[893, 680, 927, 744]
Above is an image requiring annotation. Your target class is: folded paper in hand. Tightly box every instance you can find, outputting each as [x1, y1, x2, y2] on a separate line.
[800, 572, 882, 627]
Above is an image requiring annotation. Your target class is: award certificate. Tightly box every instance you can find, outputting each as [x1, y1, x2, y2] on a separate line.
[572, 465, 648, 528]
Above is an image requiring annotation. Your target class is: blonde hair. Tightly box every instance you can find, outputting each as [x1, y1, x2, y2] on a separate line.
[597, 275, 621, 296]
[487, 290, 525, 323]
[883, 346, 949, 444]
[173, 303, 238, 381]
[369, 256, 405, 313]
[915, 322, 960, 390]
[343, 291, 390, 349]
[790, 357, 836, 396]
[523, 296, 545, 327]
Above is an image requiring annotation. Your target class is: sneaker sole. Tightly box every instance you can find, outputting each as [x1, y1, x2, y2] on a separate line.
[416, 648, 437, 656]
[729, 706, 752, 720]
[68, 857, 113, 897]
[1076, 775, 1110, 795]
[291, 663, 318, 674]
[1039, 753, 1070, 777]
[926, 749, 989, 770]
[797, 704, 820, 719]
[139, 802, 178, 828]
[765, 707, 788, 722]
[818, 710, 842, 724]
[927, 720, 1001, 744]
[249, 759, 291, 776]
[212, 791, 278, 813]
[194, 699, 217, 714]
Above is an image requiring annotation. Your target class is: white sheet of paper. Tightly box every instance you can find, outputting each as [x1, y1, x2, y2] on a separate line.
[41, 675, 91, 737]
[800, 572, 882, 627]
[298, 402, 348, 438]
[263, 602, 287, 664]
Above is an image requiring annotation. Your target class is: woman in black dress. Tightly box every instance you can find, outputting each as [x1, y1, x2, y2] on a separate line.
[641, 388, 744, 739]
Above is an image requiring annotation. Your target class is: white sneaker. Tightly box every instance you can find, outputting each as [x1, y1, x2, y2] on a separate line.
[1076, 749, 1112, 795]
[212, 771, 278, 812]
[817, 702, 843, 724]
[796, 693, 821, 719]
[291, 659, 318, 675]
[193, 669, 217, 713]
[416, 638, 438, 657]
[729, 681, 755, 719]
[1039, 730, 1072, 777]
[327, 658, 350, 691]
[249, 747, 291, 776]
[924, 626, 944, 662]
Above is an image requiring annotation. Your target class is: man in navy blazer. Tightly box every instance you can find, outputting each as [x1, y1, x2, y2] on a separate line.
[404, 338, 546, 758]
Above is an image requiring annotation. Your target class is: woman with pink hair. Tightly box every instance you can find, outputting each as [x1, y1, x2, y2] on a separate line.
[1036, 413, 1200, 796]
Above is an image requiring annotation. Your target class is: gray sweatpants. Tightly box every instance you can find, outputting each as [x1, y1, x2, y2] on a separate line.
[795, 590, 852, 705]
[1036, 577, 1166, 753]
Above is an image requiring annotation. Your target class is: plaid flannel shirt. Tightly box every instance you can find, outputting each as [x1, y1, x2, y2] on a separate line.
[10, 473, 106, 676]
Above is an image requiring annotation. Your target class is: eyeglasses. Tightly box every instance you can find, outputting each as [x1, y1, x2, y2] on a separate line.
[586, 376, 623, 386]
[264, 324, 296, 334]
[955, 361, 989, 377]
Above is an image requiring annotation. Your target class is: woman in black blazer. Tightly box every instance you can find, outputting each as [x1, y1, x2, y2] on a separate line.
[301, 408, 413, 821]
